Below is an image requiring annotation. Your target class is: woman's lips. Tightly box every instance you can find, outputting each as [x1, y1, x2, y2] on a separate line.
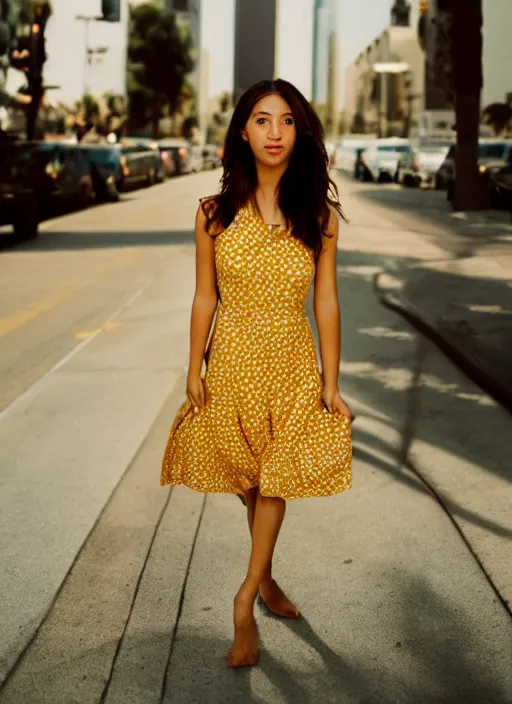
[265, 146, 284, 155]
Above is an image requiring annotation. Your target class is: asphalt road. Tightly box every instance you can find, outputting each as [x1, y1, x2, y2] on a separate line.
[1, 171, 511, 702]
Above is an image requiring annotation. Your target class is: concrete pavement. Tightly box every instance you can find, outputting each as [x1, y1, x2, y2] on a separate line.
[0, 172, 511, 702]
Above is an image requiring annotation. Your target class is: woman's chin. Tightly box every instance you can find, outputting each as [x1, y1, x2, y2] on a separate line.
[256, 153, 290, 168]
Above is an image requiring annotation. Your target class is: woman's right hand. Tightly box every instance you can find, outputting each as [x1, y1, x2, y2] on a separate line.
[187, 372, 206, 411]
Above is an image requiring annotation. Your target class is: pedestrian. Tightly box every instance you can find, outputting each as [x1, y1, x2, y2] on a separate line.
[161, 79, 353, 669]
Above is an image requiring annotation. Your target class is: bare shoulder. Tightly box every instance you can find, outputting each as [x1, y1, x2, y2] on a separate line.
[197, 195, 223, 236]
[319, 207, 339, 254]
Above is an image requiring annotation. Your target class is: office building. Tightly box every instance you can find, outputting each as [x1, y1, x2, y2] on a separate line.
[233, 0, 276, 100]
[343, 2, 424, 137]
[233, 0, 315, 103]
[312, 0, 341, 132]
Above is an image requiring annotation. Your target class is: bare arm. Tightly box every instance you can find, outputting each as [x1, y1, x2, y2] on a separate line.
[187, 203, 218, 408]
[313, 211, 351, 418]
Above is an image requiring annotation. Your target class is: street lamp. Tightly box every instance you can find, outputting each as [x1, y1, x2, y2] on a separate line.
[75, 14, 102, 96]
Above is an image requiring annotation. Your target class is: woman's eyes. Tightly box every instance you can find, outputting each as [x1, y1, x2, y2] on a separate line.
[255, 118, 294, 125]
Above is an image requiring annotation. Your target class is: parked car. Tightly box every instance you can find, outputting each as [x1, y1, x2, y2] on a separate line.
[446, 139, 512, 202]
[396, 141, 451, 188]
[490, 159, 512, 209]
[157, 138, 203, 175]
[202, 143, 223, 170]
[357, 138, 410, 182]
[434, 144, 456, 190]
[36, 142, 95, 211]
[79, 145, 122, 202]
[126, 137, 165, 182]
[0, 142, 48, 239]
[333, 137, 376, 173]
[117, 140, 162, 190]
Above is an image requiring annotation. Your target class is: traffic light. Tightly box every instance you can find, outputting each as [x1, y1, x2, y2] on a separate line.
[101, 0, 121, 22]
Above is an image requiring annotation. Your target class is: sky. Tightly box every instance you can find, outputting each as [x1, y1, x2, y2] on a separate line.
[202, 0, 420, 100]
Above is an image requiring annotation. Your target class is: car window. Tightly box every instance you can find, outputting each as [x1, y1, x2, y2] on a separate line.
[82, 148, 118, 164]
[377, 145, 409, 152]
[478, 143, 507, 159]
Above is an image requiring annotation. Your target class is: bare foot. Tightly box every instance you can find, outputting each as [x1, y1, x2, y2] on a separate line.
[258, 578, 301, 619]
[227, 592, 260, 668]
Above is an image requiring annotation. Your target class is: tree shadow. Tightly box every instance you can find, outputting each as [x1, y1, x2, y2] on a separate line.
[5, 569, 506, 704]
[305, 246, 512, 544]
[352, 183, 512, 258]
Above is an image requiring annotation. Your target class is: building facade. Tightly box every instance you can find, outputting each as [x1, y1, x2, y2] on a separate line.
[344, 24, 424, 137]
[275, 0, 314, 101]
[343, 0, 424, 138]
[233, 0, 317, 106]
[233, 0, 276, 100]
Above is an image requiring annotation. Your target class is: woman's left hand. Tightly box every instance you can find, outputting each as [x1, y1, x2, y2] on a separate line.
[322, 387, 354, 421]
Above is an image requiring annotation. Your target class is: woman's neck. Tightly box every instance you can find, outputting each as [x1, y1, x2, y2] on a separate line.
[254, 161, 287, 215]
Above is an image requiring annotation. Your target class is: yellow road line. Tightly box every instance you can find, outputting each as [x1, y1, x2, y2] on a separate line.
[0, 290, 74, 336]
[74, 321, 122, 340]
[0, 249, 144, 338]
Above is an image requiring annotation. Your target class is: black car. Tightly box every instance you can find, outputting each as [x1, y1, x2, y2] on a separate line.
[118, 140, 163, 190]
[79, 145, 121, 202]
[36, 142, 95, 211]
[446, 140, 512, 202]
[0, 142, 48, 239]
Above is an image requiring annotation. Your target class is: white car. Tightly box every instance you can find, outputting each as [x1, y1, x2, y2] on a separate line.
[396, 141, 451, 188]
[333, 137, 376, 173]
[359, 138, 410, 182]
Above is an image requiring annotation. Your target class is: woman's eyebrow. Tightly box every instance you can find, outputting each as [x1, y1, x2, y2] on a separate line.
[253, 111, 294, 117]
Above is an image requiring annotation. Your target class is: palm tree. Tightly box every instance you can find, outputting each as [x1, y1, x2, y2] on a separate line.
[450, 0, 487, 210]
[482, 102, 512, 136]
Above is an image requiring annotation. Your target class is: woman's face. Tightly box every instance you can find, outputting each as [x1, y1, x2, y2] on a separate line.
[241, 93, 296, 168]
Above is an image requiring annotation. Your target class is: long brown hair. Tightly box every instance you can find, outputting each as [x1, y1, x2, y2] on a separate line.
[203, 79, 345, 258]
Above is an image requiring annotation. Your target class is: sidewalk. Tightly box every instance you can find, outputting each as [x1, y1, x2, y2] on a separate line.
[1, 386, 511, 703]
[376, 254, 512, 412]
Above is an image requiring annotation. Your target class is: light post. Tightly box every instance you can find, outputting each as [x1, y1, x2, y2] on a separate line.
[75, 14, 102, 96]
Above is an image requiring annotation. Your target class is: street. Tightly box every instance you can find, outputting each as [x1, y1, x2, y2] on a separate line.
[0, 172, 511, 703]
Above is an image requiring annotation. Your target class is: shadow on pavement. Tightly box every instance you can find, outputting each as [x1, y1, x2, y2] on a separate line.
[352, 184, 512, 257]
[155, 572, 506, 702]
[0, 229, 196, 252]
[377, 263, 512, 415]
[317, 248, 512, 543]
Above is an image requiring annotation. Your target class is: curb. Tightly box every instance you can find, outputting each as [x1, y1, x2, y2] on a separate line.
[375, 272, 512, 416]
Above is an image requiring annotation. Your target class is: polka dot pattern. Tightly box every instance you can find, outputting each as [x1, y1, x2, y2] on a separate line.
[161, 204, 352, 500]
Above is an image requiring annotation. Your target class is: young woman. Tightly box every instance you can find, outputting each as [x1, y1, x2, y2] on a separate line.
[161, 79, 352, 669]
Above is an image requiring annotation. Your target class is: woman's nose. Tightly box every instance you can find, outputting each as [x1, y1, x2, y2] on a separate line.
[268, 120, 282, 140]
